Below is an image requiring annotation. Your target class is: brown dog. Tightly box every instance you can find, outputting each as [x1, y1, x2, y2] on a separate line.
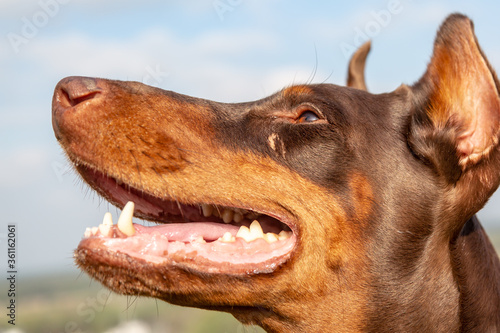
[52, 14, 500, 332]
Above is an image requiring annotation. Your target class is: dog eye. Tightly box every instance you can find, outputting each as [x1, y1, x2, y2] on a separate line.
[297, 110, 320, 123]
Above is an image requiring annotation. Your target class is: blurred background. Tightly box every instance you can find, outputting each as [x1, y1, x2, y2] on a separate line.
[1, 0, 500, 332]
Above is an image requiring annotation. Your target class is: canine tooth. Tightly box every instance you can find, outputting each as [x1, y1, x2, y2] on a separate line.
[236, 226, 251, 242]
[278, 230, 292, 240]
[249, 220, 264, 239]
[98, 224, 111, 237]
[220, 232, 235, 243]
[102, 212, 113, 226]
[117, 201, 136, 236]
[202, 204, 214, 217]
[233, 212, 243, 223]
[236, 221, 266, 242]
[264, 232, 279, 243]
[222, 209, 234, 223]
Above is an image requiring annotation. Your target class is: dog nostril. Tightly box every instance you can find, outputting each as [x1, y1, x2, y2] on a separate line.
[56, 76, 102, 108]
[60, 87, 100, 107]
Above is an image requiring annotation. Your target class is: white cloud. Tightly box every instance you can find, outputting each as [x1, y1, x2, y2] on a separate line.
[0, 105, 47, 129]
[0, 147, 50, 187]
[308, 1, 450, 50]
[18, 27, 298, 102]
[0, 0, 40, 17]
[0, 0, 169, 18]
[195, 30, 276, 57]
[400, 2, 450, 25]
[28, 32, 160, 78]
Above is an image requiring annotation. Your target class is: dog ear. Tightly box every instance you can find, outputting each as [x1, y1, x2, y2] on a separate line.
[409, 14, 500, 218]
[347, 41, 371, 91]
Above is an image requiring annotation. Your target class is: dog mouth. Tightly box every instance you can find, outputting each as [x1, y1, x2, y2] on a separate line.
[76, 167, 297, 275]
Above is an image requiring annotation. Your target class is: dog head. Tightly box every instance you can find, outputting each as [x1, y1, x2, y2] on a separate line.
[52, 14, 500, 332]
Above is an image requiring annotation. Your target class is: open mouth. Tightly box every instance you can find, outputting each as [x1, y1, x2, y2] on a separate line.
[77, 167, 297, 275]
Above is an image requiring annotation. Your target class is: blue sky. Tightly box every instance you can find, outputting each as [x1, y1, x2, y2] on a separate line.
[2, 0, 500, 275]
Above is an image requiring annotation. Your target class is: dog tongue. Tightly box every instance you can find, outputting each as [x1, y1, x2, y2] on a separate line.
[133, 222, 239, 242]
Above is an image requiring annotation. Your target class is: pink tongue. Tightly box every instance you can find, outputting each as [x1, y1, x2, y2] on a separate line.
[134, 222, 239, 242]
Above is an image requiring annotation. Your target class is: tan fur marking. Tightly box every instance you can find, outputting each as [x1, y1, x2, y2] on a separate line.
[282, 85, 313, 98]
[348, 172, 374, 224]
[268, 133, 278, 151]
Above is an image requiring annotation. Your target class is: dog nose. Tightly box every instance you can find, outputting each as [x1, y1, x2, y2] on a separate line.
[53, 76, 101, 108]
[52, 76, 102, 140]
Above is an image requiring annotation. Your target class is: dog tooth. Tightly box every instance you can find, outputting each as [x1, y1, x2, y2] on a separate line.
[234, 208, 248, 215]
[236, 221, 266, 242]
[236, 225, 251, 242]
[212, 207, 221, 217]
[249, 220, 264, 239]
[233, 212, 243, 223]
[245, 220, 265, 242]
[278, 230, 292, 240]
[117, 201, 136, 236]
[245, 212, 261, 220]
[102, 212, 113, 226]
[195, 236, 206, 244]
[264, 232, 279, 243]
[220, 232, 236, 243]
[222, 209, 234, 223]
[98, 224, 111, 237]
[201, 204, 214, 217]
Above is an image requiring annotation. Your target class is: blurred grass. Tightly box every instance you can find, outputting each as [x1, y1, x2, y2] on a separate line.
[0, 273, 264, 333]
[1, 231, 499, 333]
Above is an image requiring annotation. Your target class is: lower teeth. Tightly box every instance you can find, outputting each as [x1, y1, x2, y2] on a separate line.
[84, 202, 292, 244]
[232, 220, 283, 244]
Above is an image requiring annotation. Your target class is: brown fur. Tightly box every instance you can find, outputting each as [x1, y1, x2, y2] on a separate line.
[347, 41, 371, 91]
